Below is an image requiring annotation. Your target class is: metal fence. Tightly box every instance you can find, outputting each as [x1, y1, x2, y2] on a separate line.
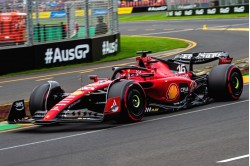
[0, 0, 119, 48]
[167, 0, 249, 10]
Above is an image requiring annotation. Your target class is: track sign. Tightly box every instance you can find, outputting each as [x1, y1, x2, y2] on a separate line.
[7, 100, 26, 123]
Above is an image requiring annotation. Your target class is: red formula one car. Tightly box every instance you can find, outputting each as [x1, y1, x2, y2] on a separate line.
[8, 51, 243, 124]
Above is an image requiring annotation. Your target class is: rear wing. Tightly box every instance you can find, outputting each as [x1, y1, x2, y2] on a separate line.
[173, 51, 233, 71]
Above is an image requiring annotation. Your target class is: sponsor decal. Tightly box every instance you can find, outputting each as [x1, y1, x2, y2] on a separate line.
[8, 100, 26, 122]
[126, 70, 141, 77]
[118, 7, 133, 14]
[51, 11, 66, 18]
[167, 11, 174, 16]
[177, 4, 197, 9]
[145, 107, 159, 113]
[44, 44, 89, 64]
[180, 87, 188, 93]
[110, 100, 119, 112]
[197, 52, 226, 59]
[148, 6, 167, 12]
[177, 52, 228, 60]
[207, 8, 216, 14]
[104, 97, 121, 114]
[176, 53, 192, 59]
[219, 58, 233, 64]
[195, 9, 204, 15]
[102, 39, 118, 56]
[179, 83, 189, 101]
[14, 101, 24, 111]
[32, 12, 51, 19]
[166, 83, 179, 101]
[82, 86, 95, 91]
[184, 10, 193, 16]
[174, 11, 182, 16]
[93, 8, 107, 16]
[234, 6, 245, 13]
[75, 10, 84, 16]
[220, 7, 230, 14]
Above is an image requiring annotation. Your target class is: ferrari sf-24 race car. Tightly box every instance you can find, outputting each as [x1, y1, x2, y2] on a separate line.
[8, 51, 243, 124]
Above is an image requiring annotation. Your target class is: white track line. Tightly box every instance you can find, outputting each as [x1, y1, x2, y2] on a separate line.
[217, 154, 249, 163]
[0, 99, 248, 151]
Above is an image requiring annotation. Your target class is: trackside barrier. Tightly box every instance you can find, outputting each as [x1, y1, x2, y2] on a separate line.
[167, 5, 249, 16]
[0, 33, 120, 75]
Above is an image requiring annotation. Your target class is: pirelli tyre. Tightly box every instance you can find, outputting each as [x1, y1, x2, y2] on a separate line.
[208, 64, 243, 101]
[107, 80, 146, 123]
[29, 81, 64, 116]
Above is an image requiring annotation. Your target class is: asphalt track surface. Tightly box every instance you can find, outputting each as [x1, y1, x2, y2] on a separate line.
[0, 18, 249, 166]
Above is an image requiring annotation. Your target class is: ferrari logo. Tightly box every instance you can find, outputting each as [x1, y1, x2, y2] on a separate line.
[166, 83, 179, 101]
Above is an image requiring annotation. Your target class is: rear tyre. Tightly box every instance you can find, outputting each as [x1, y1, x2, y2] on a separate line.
[107, 80, 146, 123]
[29, 82, 64, 116]
[208, 64, 243, 101]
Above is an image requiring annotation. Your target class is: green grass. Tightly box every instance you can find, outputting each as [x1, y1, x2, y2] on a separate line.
[119, 13, 249, 22]
[2, 36, 188, 77]
[98, 36, 188, 62]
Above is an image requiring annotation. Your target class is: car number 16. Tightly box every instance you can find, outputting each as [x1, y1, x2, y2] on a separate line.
[177, 64, 186, 73]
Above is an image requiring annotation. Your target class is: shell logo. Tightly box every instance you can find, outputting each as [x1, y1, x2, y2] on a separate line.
[166, 83, 179, 101]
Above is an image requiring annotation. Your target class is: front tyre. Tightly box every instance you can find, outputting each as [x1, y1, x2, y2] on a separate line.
[29, 81, 64, 116]
[107, 80, 146, 123]
[208, 64, 243, 101]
